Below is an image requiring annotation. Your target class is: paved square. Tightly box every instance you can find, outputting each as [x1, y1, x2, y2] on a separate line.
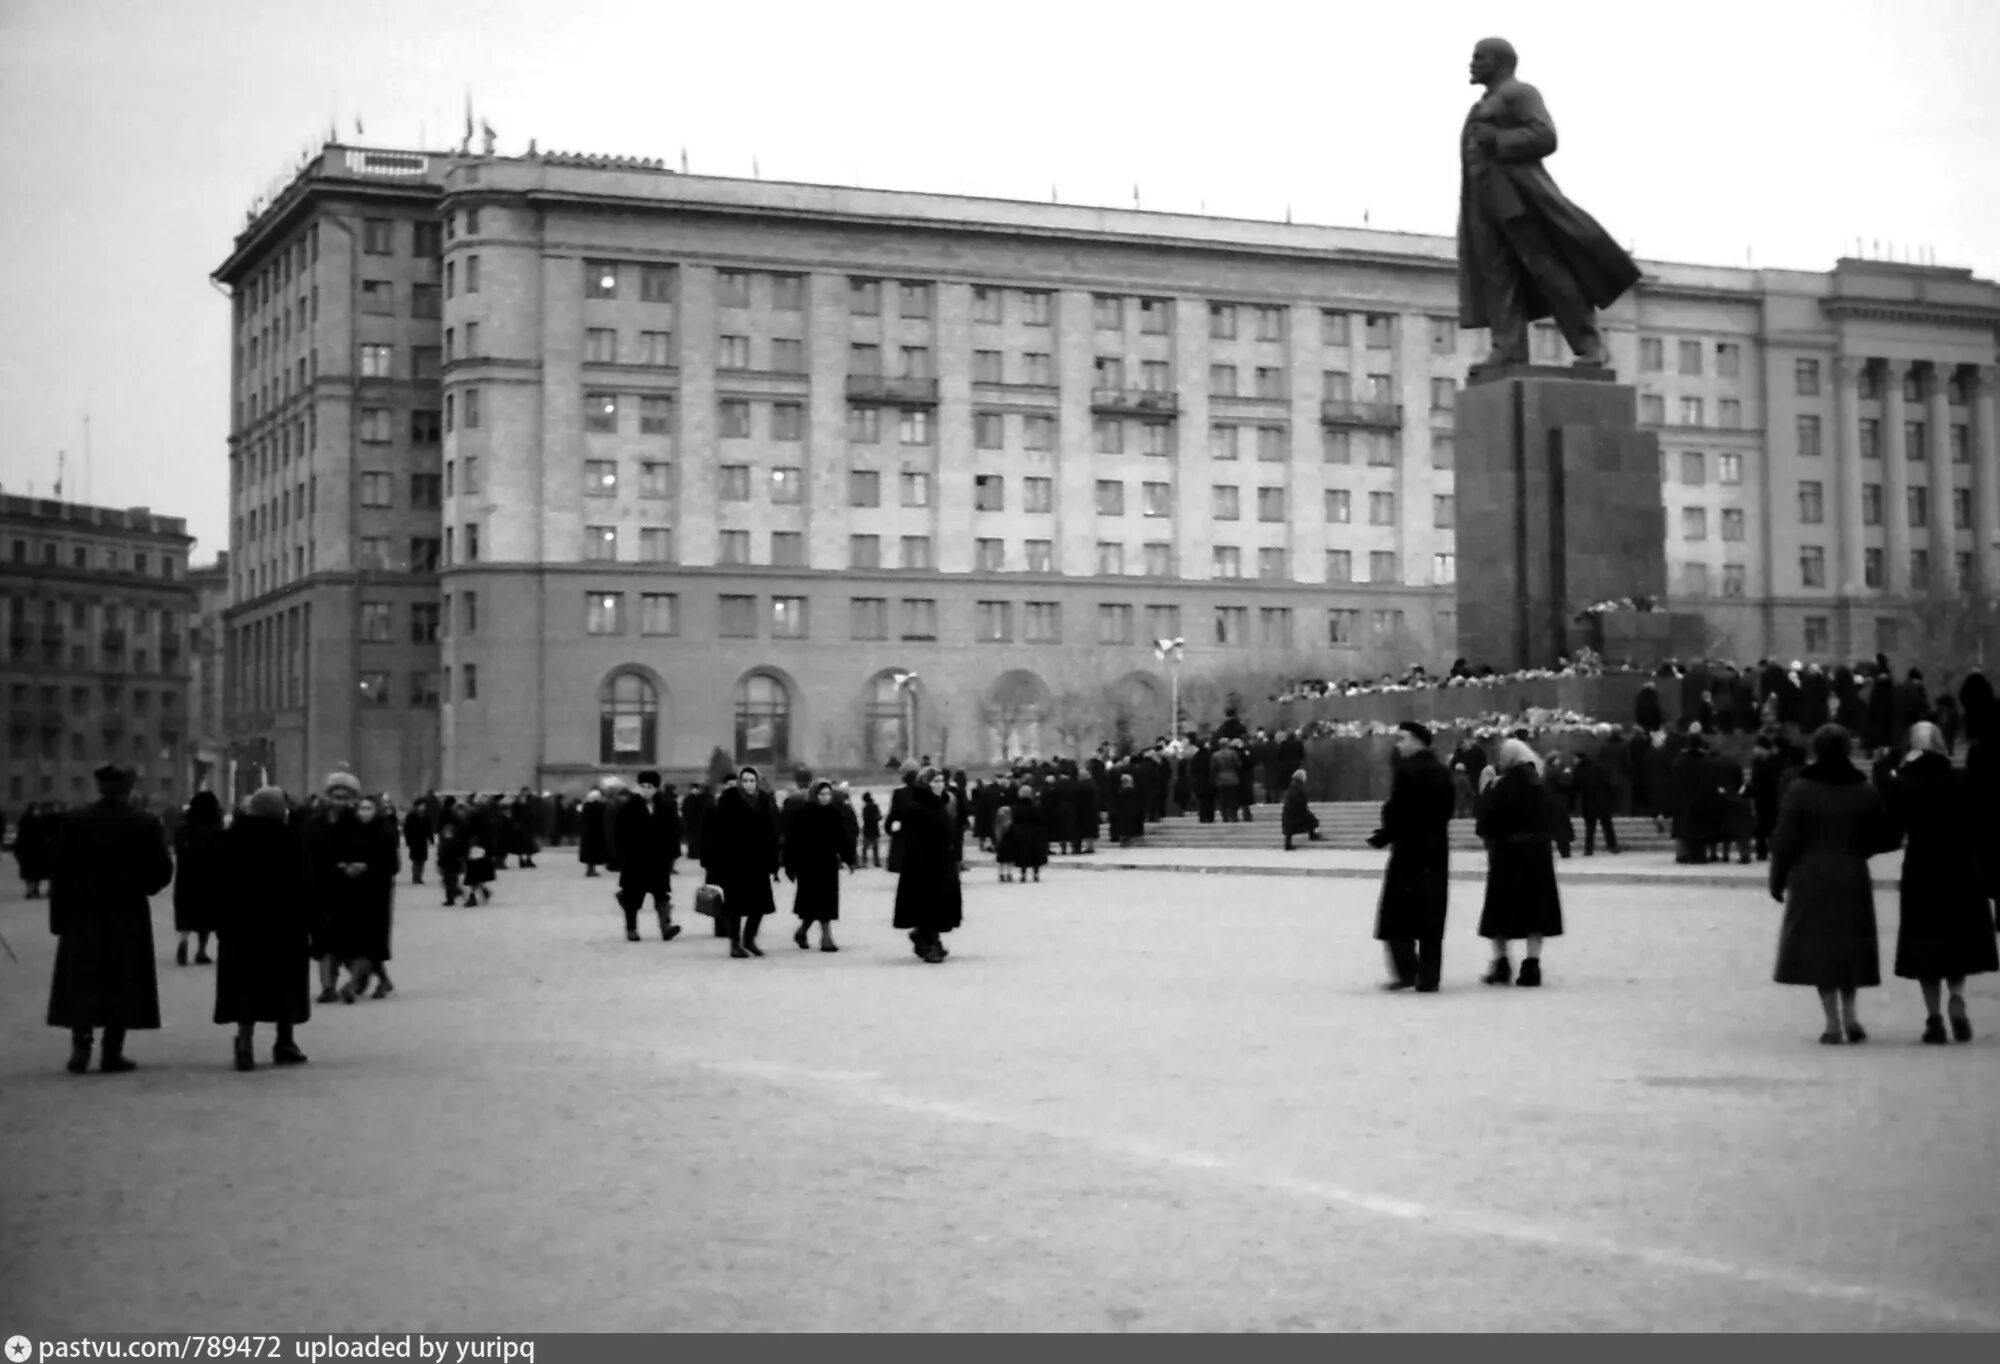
[3, 858, 1996, 1332]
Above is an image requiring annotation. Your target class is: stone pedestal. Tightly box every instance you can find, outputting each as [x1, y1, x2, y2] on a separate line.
[1454, 366, 1666, 671]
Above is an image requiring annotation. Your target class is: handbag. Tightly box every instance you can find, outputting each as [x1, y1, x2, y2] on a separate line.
[693, 883, 725, 918]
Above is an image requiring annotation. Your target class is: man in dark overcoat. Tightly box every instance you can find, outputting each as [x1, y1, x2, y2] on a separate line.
[615, 769, 683, 942]
[1458, 38, 1640, 368]
[1369, 724, 1459, 992]
[304, 772, 372, 1000]
[47, 764, 174, 1073]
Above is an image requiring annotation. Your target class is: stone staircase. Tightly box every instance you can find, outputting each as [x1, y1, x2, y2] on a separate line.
[1113, 802, 1679, 854]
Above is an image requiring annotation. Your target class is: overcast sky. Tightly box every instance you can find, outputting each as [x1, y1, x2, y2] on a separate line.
[1, 0, 1996, 557]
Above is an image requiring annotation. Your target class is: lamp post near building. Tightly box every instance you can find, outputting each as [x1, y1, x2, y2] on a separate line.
[1153, 637, 1185, 735]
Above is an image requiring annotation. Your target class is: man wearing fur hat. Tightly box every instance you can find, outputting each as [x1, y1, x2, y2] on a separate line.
[47, 763, 174, 1073]
[1368, 723, 1458, 992]
[614, 770, 682, 942]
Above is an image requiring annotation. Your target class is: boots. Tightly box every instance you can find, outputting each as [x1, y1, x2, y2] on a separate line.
[742, 915, 764, 957]
[794, 922, 812, 950]
[176, 939, 188, 967]
[67, 1032, 92, 1075]
[1949, 997, 1974, 1042]
[1515, 957, 1542, 988]
[656, 908, 681, 942]
[1482, 956, 1513, 986]
[272, 1033, 309, 1066]
[235, 1033, 256, 1071]
[728, 915, 749, 958]
[1923, 1015, 1949, 1045]
[99, 1030, 134, 1073]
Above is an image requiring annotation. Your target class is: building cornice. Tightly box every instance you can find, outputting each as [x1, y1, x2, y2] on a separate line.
[1821, 298, 2000, 331]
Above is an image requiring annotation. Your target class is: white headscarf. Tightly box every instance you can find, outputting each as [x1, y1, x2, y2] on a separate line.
[1909, 721, 1947, 755]
[1496, 738, 1542, 774]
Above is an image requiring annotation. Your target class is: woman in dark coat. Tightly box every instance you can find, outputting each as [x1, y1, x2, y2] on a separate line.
[1474, 739, 1563, 987]
[1770, 724, 1900, 1044]
[462, 796, 498, 904]
[577, 789, 609, 876]
[1109, 771, 1146, 845]
[893, 768, 963, 963]
[403, 797, 434, 886]
[1370, 725, 1457, 991]
[215, 786, 316, 1071]
[785, 780, 855, 952]
[16, 802, 57, 897]
[1281, 770, 1320, 850]
[341, 794, 402, 1001]
[435, 800, 468, 905]
[173, 791, 228, 966]
[1008, 784, 1050, 882]
[1882, 723, 1999, 1043]
[701, 767, 781, 958]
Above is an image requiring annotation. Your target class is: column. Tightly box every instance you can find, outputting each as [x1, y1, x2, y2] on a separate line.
[1882, 359, 1910, 596]
[1976, 364, 2000, 591]
[1927, 364, 1954, 589]
[1834, 356, 1867, 596]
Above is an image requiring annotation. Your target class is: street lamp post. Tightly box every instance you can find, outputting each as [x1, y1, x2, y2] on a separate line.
[1153, 636, 1185, 736]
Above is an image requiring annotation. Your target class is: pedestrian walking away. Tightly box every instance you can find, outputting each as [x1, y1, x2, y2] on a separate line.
[1371, 723, 1457, 992]
[1474, 739, 1564, 987]
[172, 791, 227, 966]
[215, 786, 317, 1071]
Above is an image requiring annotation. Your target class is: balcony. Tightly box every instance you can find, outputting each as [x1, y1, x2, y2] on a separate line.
[845, 375, 939, 407]
[1320, 400, 1404, 431]
[1090, 388, 1180, 418]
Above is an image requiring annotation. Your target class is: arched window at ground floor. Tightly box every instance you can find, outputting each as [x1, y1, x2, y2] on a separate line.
[735, 672, 790, 769]
[863, 669, 920, 768]
[599, 670, 658, 765]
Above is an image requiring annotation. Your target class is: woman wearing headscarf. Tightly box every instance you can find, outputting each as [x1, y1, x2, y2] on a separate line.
[215, 787, 316, 1071]
[1281, 769, 1321, 851]
[1771, 724, 1901, 1043]
[785, 780, 855, 952]
[340, 793, 402, 1002]
[435, 798, 468, 905]
[1881, 722, 1998, 1042]
[893, 768, 963, 963]
[1474, 738, 1564, 986]
[1008, 783, 1050, 884]
[701, 767, 781, 958]
[172, 791, 228, 966]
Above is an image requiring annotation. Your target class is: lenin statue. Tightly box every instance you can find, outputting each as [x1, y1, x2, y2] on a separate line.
[1459, 38, 1641, 370]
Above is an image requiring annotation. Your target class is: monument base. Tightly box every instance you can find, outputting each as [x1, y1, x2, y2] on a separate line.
[1455, 372, 1667, 672]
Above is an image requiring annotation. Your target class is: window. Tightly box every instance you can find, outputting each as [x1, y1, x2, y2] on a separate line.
[1430, 493, 1456, 529]
[1021, 291, 1051, 325]
[1681, 562, 1712, 596]
[461, 591, 479, 633]
[1710, 563, 1743, 599]
[1212, 546, 1241, 579]
[464, 255, 481, 294]
[639, 527, 675, 563]
[1258, 606, 1293, 647]
[1327, 608, 1359, 646]
[1256, 426, 1286, 462]
[640, 593, 679, 636]
[1638, 337, 1664, 372]
[363, 219, 394, 255]
[899, 410, 931, 445]
[900, 471, 931, 508]
[846, 534, 882, 570]
[639, 395, 673, 435]
[1860, 418, 1881, 460]
[1368, 551, 1400, 584]
[584, 525, 617, 561]
[1146, 605, 1182, 642]
[1019, 476, 1054, 514]
[1214, 605, 1247, 645]
[1140, 481, 1172, 518]
[893, 281, 932, 318]
[1800, 545, 1826, 588]
[1084, 541, 1120, 576]
[585, 260, 618, 299]
[973, 287, 1003, 324]
[1641, 394, 1665, 425]
[1795, 358, 1820, 395]
[1322, 429, 1351, 464]
[850, 597, 888, 640]
[1425, 552, 1454, 586]
[1210, 304, 1238, 339]
[849, 469, 881, 507]
[1680, 451, 1705, 485]
[1677, 339, 1703, 376]
[901, 535, 933, 569]
[1212, 486, 1240, 521]
[1716, 398, 1741, 429]
[850, 278, 880, 315]
[1094, 417, 1125, 455]
[359, 408, 393, 443]
[1908, 486, 1929, 528]
[1142, 542, 1172, 576]
[1911, 549, 1931, 591]
[1907, 421, 1927, 461]
[358, 536, 392, 569]
[1320, 310, 1350, 346]
[718, 335, 750, 369]
[586, 593, 625, 636]
[719, 530, 750, 564]
[1025, 540, 1054, 573]
[584, 328, 617, 363]
[974, 413, 1005, 451]
[1365, 432, 1397, 468]
[1324, 488, 1352, 525]
[1256, 486, 1287, 522]
[719, 401, 750, 438]
[1798, 481, 1824, 524]
[1257, 549, 1289, 581]
[639, 460, 673, 498]
[718, 595, 757, 637]
[1368, 491, 1395, 525]
[1862, 483, 1883, 525]
[1092, 295, 1122, 330]
[1098, 603, 1135, 645]
[1680, 397, 1705, 427]
[586, 392, 619, 433]
[1952, 424, 1972, 464]
[769, 465, 803, 504]
[410, 602, 441, 643]
[1710, 342, 1740, 379]
[1793, 413, 1823, 458]
[464, 389, 480, 428]
[360, 472, 394, 507]
[1248, 305, 1282, 341]
[1717, 452, 1742, 485]
[900, 598, 938, 639]
[1682, 507, 1708, 541]
[1953, 487, 1973, 530]
[1430, 377, 1457, 415]
[975, 538, 1005, 571]
[360, 279, 394, 315]
[1139, 422, 1170, 458]
[640, 265, 676, 303]
[1024, 602, 1061, 643]
[1364, 314, 1394, 349]
[975, 600, 1013, 642]
[357, 671, 392, 707]
[1139, 299, 1169, 335]
[1023, 414, 1055, 450]
[360, 602, 393, 641]
[1798, 615, 1829, 654]
[771, 596, 809, 638]
[1958, 552, 1975, 589]
[1095, 480, 1125, 516]
[1721, 508, 1745, 541]
[968, 473, 1006, 512]
[973, 350, 1003, 384]
[848, 406, 880, 444]
[720, 465, 751, 501]
[585, 460, 619, 497]
[412, 222, 441, 257]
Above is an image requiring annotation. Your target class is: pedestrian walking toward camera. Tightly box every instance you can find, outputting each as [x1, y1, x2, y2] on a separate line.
[1880, 722, 1997, 1044]
[215, 786, 316, 1071]
[46, 765, 172, 1073]
[992, 792, 1018, 882]
[342, 794, 401, 1001]
[895, 768, 963, 963]
[1281, 770, 1322, 851]
[614, 770, 682, 943]
[1474, 739, 1564, 987]
[860, 792, 882, 867]
[787, 780, 855, 951]
[463, 796, 498, 904]
[404, 795, 435, 886]
[16, 801, 58, 898]
[702, 767, 781, 958]
[172, 791, 227, 966]
[305, 772, 371, 1002]
[435, 799, 468, 905]
[1371, 723, 1457, 992]
[1770, 724, 1900, 1044]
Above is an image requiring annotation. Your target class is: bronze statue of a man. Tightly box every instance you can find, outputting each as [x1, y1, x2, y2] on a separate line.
[1459, 38, 1641, 370]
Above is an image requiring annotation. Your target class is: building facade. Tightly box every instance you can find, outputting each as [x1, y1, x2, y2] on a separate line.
[219, 144, 2000, 795]
[185, 553, 229, 794]
[2, 496, 197, 817]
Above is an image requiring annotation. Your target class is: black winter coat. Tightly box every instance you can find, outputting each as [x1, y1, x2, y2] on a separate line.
[578, 799, 610, 866]
[1474, 767, 1564, 941]
[1771, 763, 1897, 988]
[614, 794, 681, 895]
[700, 787, 779, 920]
[173, 819, 229, 935]
[213, 815, 317, 1025]
[1372, 750, 1455, 943]
[784, 800, 855, 922]
[1882, 754, 1998, 982]
[892, 788, 963, 934]
[46, 798, 174, 1031]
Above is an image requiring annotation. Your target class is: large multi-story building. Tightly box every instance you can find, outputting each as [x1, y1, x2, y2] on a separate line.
[218, 144, 2000, 793]
[185, 553, 230, 793]
[2, 496, 197, 816]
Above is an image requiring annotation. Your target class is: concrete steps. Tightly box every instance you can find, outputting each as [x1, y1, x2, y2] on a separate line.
[1110, 801, 1679, 853]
